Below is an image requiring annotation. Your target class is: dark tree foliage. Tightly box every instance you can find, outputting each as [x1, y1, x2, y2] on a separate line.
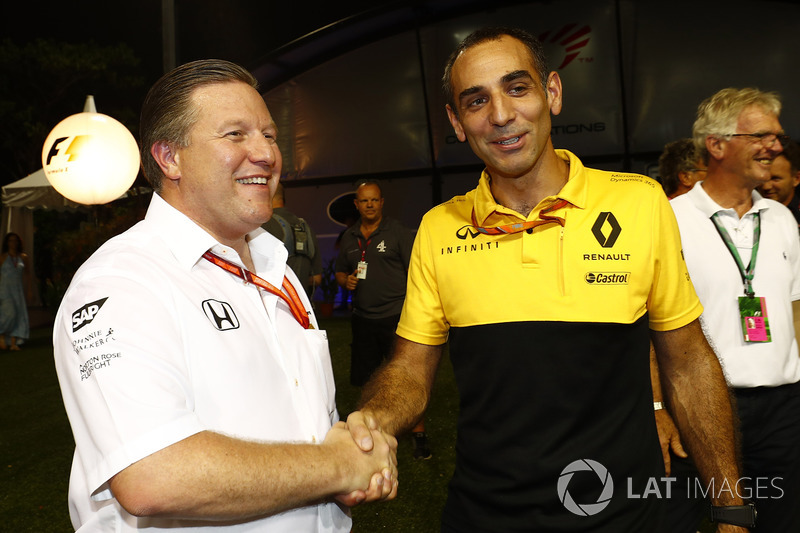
[0, 38, 146, 185]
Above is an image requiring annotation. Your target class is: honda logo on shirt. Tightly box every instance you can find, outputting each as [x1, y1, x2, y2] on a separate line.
[202, 299, 240, 331]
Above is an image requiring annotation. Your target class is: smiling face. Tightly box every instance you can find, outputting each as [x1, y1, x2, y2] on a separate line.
[717, 105, 785, 189]
[757, 155, 800, 205]
[445, 35, 562, 182]
[158, 81, 281, 245]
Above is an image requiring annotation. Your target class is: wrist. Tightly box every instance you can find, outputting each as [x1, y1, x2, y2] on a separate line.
[709, 502, 756, 528]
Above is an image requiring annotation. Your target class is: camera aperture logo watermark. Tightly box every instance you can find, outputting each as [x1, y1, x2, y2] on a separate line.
[558, 458, 784, 518]
[558, 459, 614, 516]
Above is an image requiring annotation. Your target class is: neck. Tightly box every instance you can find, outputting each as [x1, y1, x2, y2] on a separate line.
[489, 150, 570, 217]
[701, 171, 754, 218]
[233, 238, 255, 271]
[361, 217, 381, 237]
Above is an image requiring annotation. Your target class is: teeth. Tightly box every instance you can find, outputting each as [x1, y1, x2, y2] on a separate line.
[498, 137, 520, 145]
[237, 177, 269, 184]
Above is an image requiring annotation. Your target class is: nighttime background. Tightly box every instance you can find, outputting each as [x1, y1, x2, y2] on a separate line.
[0, 0, 393, 186]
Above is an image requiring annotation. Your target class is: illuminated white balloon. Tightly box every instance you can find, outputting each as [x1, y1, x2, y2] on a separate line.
[41, 97, 139, 205]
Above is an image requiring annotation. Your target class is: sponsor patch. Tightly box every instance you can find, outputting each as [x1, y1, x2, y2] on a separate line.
[585, 272, 630, 285]
[72, 298, 109, 332]
[202, 299, 240, 331]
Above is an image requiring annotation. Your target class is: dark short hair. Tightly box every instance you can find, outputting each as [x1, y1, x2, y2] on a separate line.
[779, 138, 800, 174]
[658, 139, 700, 196]
[442, 26, 549, 117]
[139, 59, 258, 191]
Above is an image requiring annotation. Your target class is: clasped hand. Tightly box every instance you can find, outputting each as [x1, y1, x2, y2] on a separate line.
[329, 416, 398, 506]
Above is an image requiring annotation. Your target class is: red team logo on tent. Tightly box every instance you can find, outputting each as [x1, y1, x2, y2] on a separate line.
[539, 24, 592, 69]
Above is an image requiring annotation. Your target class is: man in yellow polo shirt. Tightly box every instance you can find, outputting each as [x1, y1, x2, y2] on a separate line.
[347, 27, 751, 532]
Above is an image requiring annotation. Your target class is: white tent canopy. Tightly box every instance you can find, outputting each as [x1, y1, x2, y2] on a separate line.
[2, 168, 78, 211]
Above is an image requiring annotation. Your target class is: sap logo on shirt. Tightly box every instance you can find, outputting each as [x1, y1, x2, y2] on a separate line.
[72, 297, 109, 332]
[202, 299, 240, 331]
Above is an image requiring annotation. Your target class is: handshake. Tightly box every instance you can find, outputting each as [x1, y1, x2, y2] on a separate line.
[328, 410, 400, 506]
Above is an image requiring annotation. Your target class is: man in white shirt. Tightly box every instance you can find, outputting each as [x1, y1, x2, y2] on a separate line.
[53, 59, 397, 533]
[669, 87, 800, 532]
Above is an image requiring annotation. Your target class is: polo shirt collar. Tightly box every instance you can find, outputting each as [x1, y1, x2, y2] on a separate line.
[146, 193, 288, 278]
[349, 216, 387, 238]
[685, 181, 771, 218]
[472, 149, 587, 225]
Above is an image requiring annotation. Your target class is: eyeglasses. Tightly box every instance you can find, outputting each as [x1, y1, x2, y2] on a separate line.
[723, 132, 791, 148]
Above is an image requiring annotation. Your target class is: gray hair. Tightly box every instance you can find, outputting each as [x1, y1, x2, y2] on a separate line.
[692, 87, 782, 163]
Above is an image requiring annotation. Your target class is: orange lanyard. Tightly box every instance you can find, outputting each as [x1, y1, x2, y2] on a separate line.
[470, 199, 571, 235]
[202, 251, 311, 329]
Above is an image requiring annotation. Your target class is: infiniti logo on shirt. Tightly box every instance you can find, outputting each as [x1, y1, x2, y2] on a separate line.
[202, 299, 240, 331]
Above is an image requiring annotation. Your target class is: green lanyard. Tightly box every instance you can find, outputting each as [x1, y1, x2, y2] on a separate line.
[710, 211, 761, 298]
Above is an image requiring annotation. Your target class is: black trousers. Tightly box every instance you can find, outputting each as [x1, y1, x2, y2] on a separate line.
[664, 380, 800, 532]
[349, 313, 400, 387]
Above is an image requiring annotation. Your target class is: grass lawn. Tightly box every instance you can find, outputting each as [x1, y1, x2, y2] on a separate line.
[0, 313, 713, 532]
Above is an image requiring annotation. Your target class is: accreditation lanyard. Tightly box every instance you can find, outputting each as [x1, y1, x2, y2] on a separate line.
[470, 198, 571, 235]
[710, 211, 761, 297]
[202, 250, 311, 329]
[357, 237, 371, 261]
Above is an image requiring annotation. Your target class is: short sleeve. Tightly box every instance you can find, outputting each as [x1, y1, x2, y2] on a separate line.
[648, 192, 703, 331]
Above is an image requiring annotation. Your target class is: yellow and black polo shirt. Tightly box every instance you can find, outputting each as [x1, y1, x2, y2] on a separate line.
[398, 150, 702, 532]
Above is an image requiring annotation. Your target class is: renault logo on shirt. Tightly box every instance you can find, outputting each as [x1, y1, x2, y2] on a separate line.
[591, 212, 621, 248]
[202, 299, 240, 331]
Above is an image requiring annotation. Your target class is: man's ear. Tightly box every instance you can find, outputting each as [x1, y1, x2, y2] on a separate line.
[446, 104, 467, 142]
[678, 171, 694, 187]
[706, 136, 725, 162]
[150, 141, 181, 182]
[546, 71, 563, 116]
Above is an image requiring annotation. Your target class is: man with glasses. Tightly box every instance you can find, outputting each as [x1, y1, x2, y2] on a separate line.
[669, 87, 800, 532]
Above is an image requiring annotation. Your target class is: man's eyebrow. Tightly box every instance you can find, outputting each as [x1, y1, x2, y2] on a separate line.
[501, 69, 534, 84]
[457, 70, 536, 102]
[458, 85, 483, 101]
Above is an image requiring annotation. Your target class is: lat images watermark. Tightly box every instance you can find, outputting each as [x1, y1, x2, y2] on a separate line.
[558, 459, 784, 517]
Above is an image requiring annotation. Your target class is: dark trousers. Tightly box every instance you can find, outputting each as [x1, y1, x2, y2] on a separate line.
[349, 313, 400, 386]
[664, 380, 800, 532]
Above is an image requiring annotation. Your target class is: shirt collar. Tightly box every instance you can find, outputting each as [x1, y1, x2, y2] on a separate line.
[473, 149, 587, 225]
[145, 193, 288, 280]
[685, 181, 771, 218]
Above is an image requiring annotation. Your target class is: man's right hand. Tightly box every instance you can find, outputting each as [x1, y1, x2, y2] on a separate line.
[345, 271, 359, 291]
[325, 421, 397, 504]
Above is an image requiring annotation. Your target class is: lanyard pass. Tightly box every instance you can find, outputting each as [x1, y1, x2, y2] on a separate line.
[202, 251, 311, 329]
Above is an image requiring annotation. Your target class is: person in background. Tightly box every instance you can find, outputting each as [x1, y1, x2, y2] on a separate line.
[53, 58, 396, 533]
[658, 138, 707, 198]
[756, 137, 800, 226]
[335, 180, 431, 459]
[668, 87, 800, 533]
[0, 232, 31, 350]
[262, 182, 323, 298]
[347, 26, 749, 532]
